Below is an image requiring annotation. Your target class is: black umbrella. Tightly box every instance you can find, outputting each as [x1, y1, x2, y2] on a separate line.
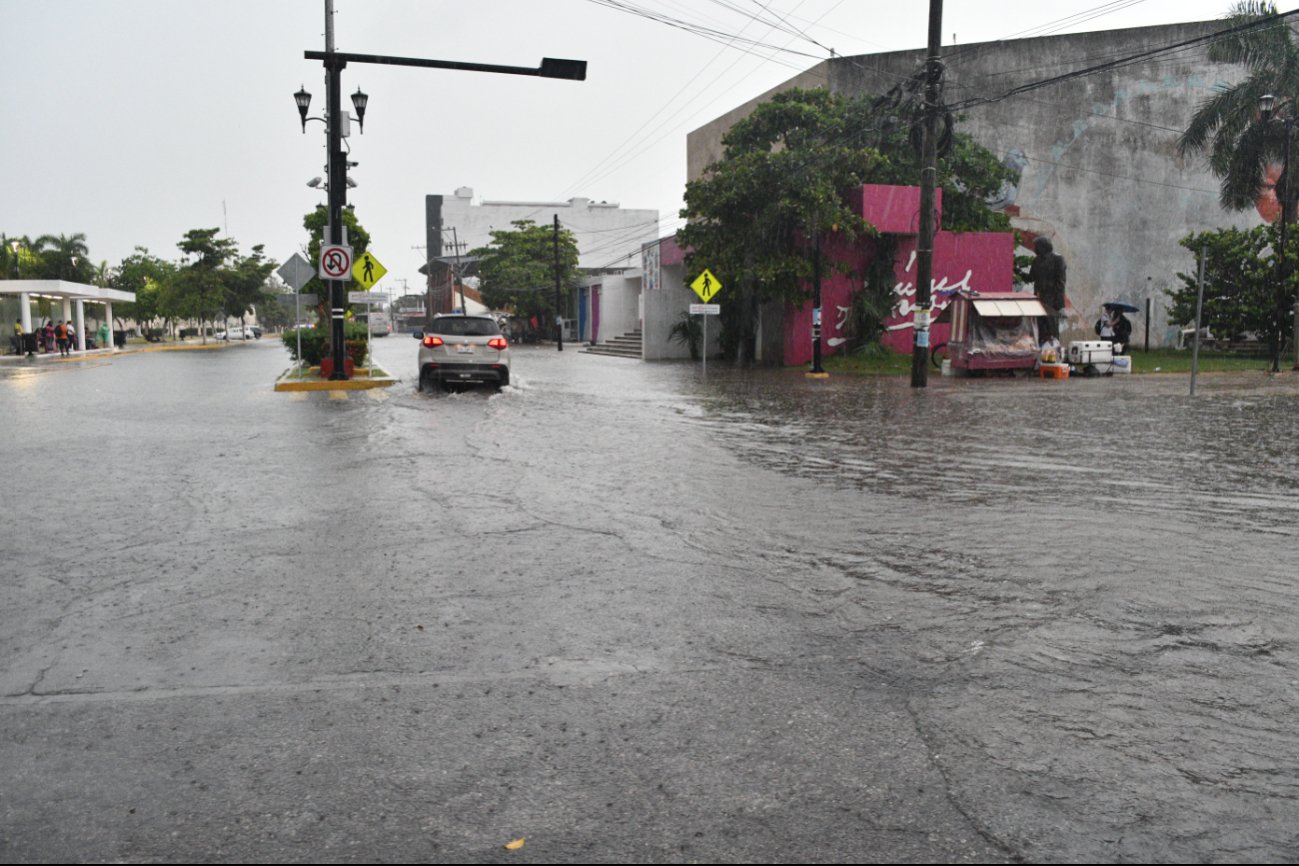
[1103, 301, 1140, 314]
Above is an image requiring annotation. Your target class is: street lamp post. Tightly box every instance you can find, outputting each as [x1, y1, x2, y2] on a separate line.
[294, 3, 583, 376]
[1259, 93, 1297, 372]
[295, 63, 369, 379]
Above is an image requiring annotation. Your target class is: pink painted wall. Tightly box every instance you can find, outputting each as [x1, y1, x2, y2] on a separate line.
[658, 235, 687, 267]
[879, 231, 1015, 354]
[856, 184, 943, 235]
[783, 231, 867, 368]
[784, 230, 1014, 365]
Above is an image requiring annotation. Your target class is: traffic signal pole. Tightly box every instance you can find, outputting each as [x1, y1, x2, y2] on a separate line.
[303, 0, 585, 375]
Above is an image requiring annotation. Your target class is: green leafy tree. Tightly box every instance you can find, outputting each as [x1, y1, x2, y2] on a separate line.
[471, 219, 580, 320]
[678, 87, 1014, 362]
[301, 207, 370, 323]
[223, 244, 276, 327]
[160, 228, 236, 339]
[1178, 2, 1299, 219]
[112, 247, 176, 332]
[0, 234, 16, 279]
[1169, 224, 1298, 350]
[254, 273, 295, 332]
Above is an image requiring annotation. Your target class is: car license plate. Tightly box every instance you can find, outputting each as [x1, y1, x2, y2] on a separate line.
[457, 344, 474, 354]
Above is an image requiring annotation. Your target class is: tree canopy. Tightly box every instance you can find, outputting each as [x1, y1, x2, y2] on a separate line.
[677, 87, 1015, 361]
[1170, 224, 1298, 362]
[471, 219, 580, 319]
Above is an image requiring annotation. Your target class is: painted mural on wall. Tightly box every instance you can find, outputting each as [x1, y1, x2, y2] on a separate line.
[783, 230, 1014, 365]
[879, 232, 1015, 355]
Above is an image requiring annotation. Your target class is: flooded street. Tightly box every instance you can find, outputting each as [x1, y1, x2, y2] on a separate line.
[2, 338, 1298, 862]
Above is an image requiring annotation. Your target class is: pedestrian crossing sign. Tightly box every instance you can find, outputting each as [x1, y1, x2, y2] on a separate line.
[690, 269, 722, 302]
[352, 250, 387, 289]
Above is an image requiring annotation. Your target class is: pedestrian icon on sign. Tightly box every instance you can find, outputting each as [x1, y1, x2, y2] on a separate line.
[690, 268, 723, 303]
[351, 249, 387, 289]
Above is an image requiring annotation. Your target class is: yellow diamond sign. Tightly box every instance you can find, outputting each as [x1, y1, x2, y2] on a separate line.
[352, 250, 387, 290]
[690, 269, 722, 302]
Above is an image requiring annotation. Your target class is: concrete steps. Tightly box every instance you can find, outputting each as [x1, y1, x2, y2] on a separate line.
[581, 328, 642, 359]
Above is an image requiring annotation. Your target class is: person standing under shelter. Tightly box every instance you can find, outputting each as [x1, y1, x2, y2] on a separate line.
[11, 319, 22, 356]
[1020, 237, 1067, 343]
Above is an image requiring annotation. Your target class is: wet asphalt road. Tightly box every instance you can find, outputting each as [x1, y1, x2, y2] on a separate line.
[2, 338, 1298, 863]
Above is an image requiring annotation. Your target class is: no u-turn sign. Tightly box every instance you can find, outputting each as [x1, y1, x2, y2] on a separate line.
[319, 244, 353, 280]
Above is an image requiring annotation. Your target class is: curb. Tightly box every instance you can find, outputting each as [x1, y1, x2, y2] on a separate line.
[274, 367, 398, 392]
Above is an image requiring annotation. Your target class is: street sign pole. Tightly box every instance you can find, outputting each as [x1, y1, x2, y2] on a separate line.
[278, 252, 315, 372]
[689, 302, 720, 377]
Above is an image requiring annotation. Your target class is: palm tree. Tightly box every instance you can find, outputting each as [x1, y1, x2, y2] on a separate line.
[34, 232, 90, 281]
[1178, 2, 1299, 219]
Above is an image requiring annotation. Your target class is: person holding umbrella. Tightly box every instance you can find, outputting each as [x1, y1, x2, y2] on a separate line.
[1096, 302, 1136, 353]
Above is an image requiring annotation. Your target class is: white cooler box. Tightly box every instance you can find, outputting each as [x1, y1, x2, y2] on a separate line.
[1068, 340, 1113, 365]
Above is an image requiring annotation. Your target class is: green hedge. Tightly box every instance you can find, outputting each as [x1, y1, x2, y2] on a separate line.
[281, 324, 370, 367]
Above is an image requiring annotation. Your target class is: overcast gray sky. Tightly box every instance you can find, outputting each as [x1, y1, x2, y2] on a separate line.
[1, 0, 1275, 295]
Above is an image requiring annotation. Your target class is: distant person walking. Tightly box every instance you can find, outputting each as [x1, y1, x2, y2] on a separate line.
[55, 321, 70, 357]
[12, 319, 22, 356]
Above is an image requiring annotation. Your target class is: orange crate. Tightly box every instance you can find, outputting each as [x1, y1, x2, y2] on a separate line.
[1039, 363, 1069, 379]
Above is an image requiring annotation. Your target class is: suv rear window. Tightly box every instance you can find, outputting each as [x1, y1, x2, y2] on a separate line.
[429, 317, 501, 337]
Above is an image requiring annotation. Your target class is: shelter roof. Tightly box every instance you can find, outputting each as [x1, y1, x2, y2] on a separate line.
[0, 279, 135, 303]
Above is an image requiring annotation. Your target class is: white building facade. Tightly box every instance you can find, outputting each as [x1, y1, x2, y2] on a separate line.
[424, 187, 657, 344]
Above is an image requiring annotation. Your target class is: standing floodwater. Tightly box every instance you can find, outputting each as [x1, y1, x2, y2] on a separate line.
[2, 340, 1297, 862]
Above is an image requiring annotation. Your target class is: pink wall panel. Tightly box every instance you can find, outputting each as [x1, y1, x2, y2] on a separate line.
[784, 230, 1014, 363]
[856, 184, 943, 235]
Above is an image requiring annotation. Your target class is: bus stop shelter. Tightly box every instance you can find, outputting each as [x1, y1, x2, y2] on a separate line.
[2, 280, 136, 352]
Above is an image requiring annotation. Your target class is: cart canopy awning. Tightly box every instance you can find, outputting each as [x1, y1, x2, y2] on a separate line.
[972, 298, 1047, 317]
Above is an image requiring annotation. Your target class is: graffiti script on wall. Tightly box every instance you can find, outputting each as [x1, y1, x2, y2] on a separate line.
[886, 250, 973, 330]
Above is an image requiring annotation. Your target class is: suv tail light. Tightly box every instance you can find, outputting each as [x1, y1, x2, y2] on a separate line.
[422, 335, 444, 347]
[487, 337, 508, 351]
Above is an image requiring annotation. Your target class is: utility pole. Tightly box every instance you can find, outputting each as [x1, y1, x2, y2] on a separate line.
[554, 214, 563, 351]
[444, 227, 467, 314]
[808, 228, 827, 377]
[911, 0, 944, 389]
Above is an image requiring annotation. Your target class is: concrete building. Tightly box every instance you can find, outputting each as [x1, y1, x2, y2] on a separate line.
[423, 187, 657, 343]
[685, 20, 1263, 349]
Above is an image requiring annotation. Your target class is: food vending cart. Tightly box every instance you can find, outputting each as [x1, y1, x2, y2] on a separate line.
[934, 290, 1050, 374]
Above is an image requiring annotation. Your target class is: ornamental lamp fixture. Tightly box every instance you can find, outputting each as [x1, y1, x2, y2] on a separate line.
[1260, 93, 1277, 122]
[351, 88, 369, 133]
[294, 85, 312, 132]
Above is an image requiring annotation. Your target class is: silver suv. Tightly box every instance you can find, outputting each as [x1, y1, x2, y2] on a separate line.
[414, 314, 511, 391]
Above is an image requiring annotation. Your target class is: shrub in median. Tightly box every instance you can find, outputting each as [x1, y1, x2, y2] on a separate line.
[282, 323, 370, 368]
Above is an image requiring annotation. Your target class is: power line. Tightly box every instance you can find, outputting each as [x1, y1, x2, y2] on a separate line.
[560, 0, 826, 200]
[1020, 153, 1219, 194]
[947, 9, 1299, 113]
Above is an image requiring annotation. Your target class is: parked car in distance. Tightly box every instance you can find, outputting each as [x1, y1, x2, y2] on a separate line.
[414, 314, 510, 392]
[215, 325, 261, 341]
